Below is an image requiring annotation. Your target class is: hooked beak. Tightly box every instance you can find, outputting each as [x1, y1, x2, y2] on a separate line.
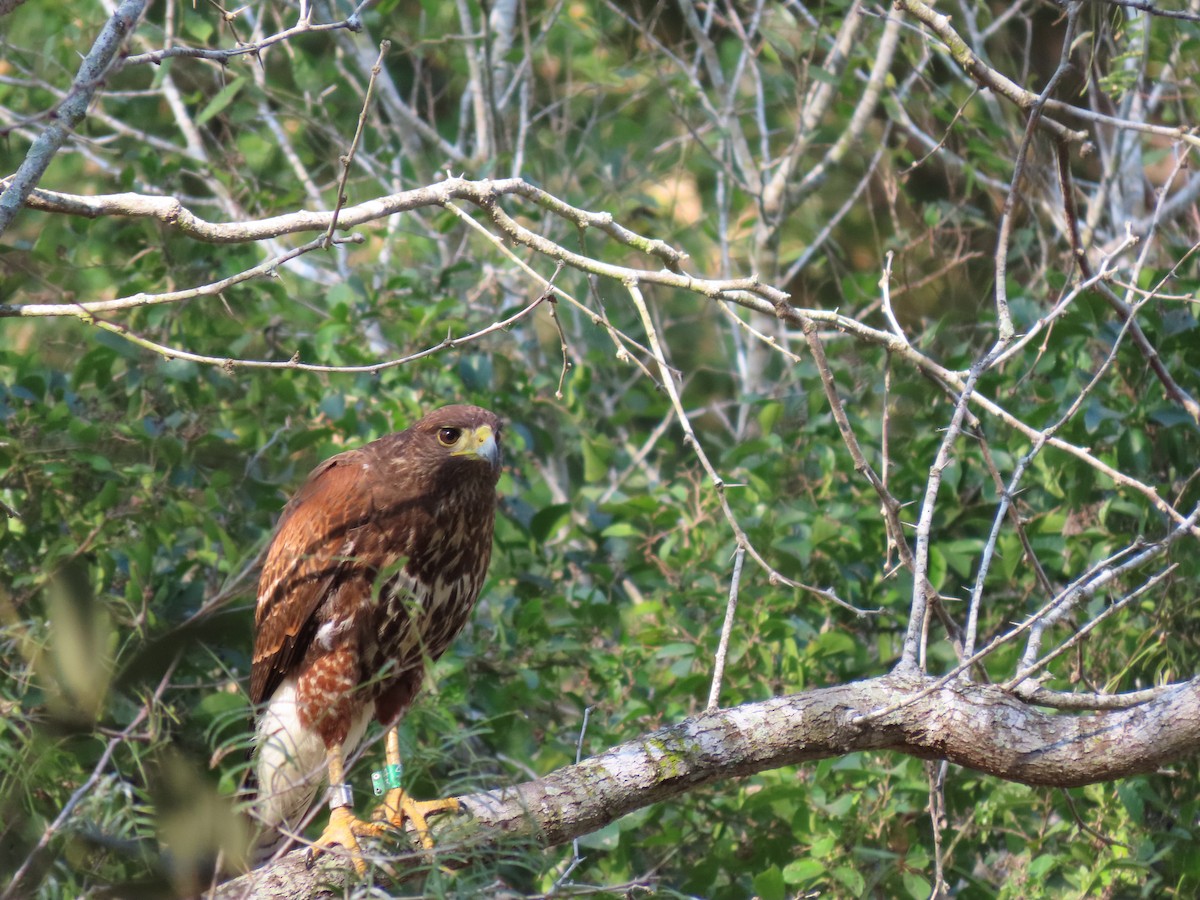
[454, 424, 500, 472]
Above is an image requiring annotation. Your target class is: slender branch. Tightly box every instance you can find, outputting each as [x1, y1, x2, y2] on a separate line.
[90, 289, 546, 374]
[2, 233, 358, 320]
[1096, 0, 1200, 22]
[991, 227, 1140, 368]
[788, 8, 905, 205]
[798, 318, 968, 654]
[1046, 96, 1200, 151]
[625, 281, 870, 615]
[1004, 565, 1177, 693]
[324, 40, 391, 246]
[963, 435, 1045, 659]
[777, 309, 1199, 539]
[440, 201, 658, 378]
[119, 8, 365, 67]
[673, 0, 761, 194]
[1055, 135, 1200, 425]
[0, 0, 148, 237]
[900, 343, 1003, 672]
[928, 761, 949, 899]
[992, 1, 1082, 342]
[706, 546, 746, 711]
[861, 504, 1199, 723]
[1015, 684, 1177, 711]
[894, 0, 1091, 146]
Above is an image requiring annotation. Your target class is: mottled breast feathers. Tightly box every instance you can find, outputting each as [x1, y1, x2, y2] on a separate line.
[250, 405, 503, 714]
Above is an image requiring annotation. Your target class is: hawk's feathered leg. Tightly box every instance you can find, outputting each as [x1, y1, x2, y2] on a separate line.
[371, 728, 460, 848]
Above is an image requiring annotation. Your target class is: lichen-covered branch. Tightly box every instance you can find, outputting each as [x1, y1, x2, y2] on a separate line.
[213, 673, 1200, 899]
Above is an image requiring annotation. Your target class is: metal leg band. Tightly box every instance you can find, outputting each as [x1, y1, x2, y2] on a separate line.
[327, 782, 354, 810]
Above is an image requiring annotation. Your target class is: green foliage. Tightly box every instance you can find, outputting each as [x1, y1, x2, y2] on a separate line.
[3, 0, 1200, 897]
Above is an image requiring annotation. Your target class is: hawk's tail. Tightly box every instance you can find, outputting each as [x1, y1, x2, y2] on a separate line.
[247, 677, 328, 868]
[245, 676, 374, 868]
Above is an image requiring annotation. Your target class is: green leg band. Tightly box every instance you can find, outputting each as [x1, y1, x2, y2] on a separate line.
[371, 763, 403, 796]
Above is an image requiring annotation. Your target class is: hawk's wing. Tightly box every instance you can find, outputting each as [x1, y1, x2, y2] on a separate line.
[250, 448, 379, 706]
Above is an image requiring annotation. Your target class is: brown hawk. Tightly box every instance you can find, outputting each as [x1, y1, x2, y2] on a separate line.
[248, 404, 502, 871]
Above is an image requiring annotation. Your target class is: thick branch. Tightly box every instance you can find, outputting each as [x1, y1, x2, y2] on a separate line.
[214, 673, 1200, 899]
[0, 176, 685, 262]
[0, 177, 783, 317]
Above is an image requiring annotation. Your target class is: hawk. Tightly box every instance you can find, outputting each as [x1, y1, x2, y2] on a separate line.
[248, 404, 502, 871]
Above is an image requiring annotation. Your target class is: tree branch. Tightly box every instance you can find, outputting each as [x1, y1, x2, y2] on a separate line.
[0, 0, 147, 237]
[213, 673, 1200, 899]
[894, 0, 1091, 146]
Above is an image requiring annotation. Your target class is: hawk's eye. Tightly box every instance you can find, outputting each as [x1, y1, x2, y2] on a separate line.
[437, 427, 462, 446]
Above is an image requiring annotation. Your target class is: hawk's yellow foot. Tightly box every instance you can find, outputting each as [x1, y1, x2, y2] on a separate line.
[306, 805, 387, 875]
[371, 788, 460, 849]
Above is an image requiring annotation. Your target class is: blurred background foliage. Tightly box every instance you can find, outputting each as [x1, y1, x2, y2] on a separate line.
[2, 0, 1200, 897]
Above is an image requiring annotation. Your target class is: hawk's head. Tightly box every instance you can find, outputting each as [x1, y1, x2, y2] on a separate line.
[409, 404, 501, 478]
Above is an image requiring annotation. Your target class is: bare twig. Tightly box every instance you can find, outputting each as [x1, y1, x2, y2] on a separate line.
[0, 0, 148, 237]
[858, 504, 1200, 724]
[119, 9, 365, 68]
[324, 40, 391, 246]
[962, 435, 1045, 659]
[991, 1, 1082, 342]
[1005, 565, 1178, 693]
[706, 545, 747, 711]
[900, 343, 1003, 672]
[927, 761, 949, 899]
[625, 281, 870, 615]
[894, 0, 1091, 146]
[88, 289, 547, 374]
[538, 264, 573, 400]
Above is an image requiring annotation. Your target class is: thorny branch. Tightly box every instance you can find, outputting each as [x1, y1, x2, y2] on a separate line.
[857, 502, 1200, 725]
[324, 40, 391, 246]
[0, 0, 148, 236]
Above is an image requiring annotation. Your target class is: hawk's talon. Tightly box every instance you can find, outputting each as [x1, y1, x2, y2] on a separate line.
[372, 787, 461, 849]
[305, 805, 386, 875]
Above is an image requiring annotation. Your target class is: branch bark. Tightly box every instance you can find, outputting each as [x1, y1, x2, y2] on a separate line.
[213, 672, 1200, 899]
[0, 0, 147, 237]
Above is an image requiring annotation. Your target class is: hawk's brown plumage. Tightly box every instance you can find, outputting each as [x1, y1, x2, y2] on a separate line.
[249, 404, 502, 868]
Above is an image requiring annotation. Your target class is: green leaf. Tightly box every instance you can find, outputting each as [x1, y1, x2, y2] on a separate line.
[600, 522, 638, 538]
[752, 865, 786, 900]
[831, 865, 866, 895]
[529, 503, 572, 543]
[902, 871, 932, 899]
[577, 820, 620, 850]
[196, 77, 246, 126]
[782, 857, 825, 884]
